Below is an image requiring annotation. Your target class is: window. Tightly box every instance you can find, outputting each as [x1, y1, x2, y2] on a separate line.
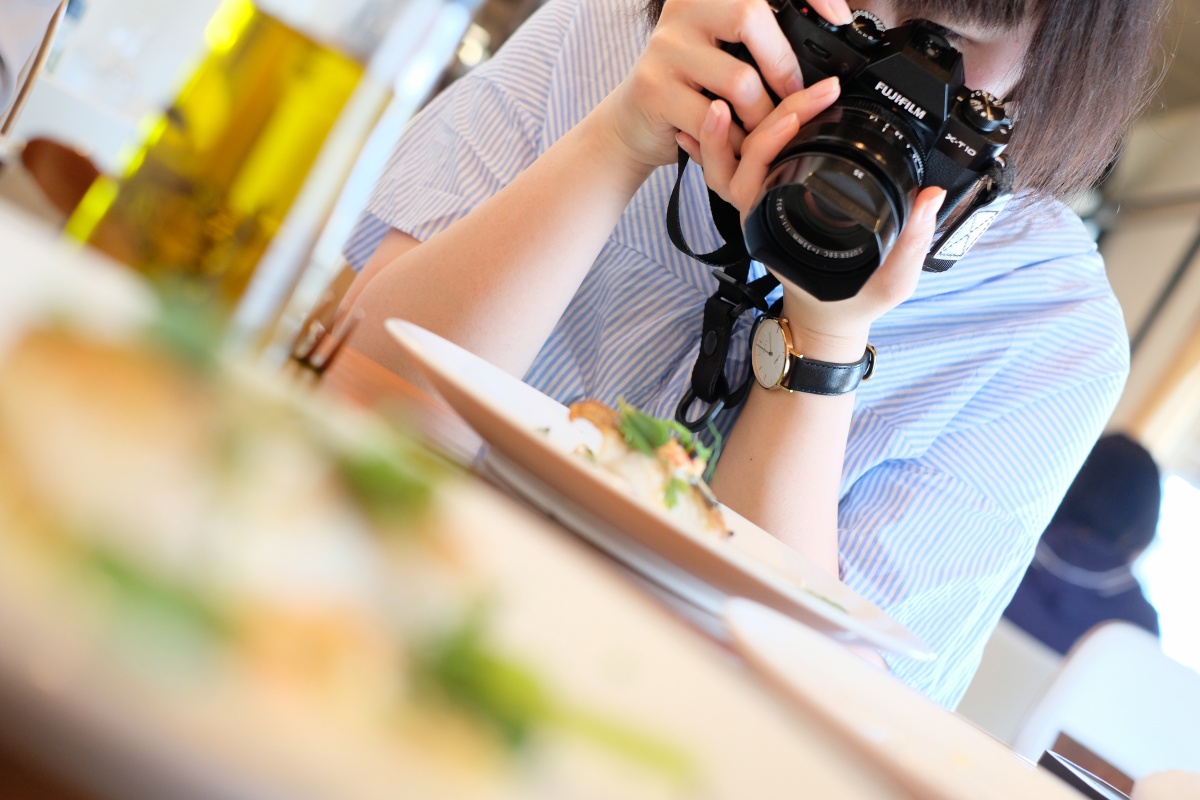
[1136, 474, 1200, 672]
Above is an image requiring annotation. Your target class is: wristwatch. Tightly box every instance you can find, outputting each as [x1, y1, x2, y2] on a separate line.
[750, 316, 876, 395]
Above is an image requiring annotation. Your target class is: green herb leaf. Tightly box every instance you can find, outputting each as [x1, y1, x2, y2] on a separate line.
[663, 476, 689, 509]
[553, 706, 695, 785]
[336, 442, 439, 529]
[805, 589, 849, 615]
[414, 607, 695, 783]
[142, 282, 226, 371]
[616, 399, 712, 463]
[413, 608, 551, 748]
[616, 399, 670, 457]
[701, 418, 724, 484]
[83, 546, 230, 640]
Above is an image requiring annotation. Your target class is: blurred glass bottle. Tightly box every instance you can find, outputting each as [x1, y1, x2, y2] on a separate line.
[65, 0, 469, 339]
[45, 0, 87, 74]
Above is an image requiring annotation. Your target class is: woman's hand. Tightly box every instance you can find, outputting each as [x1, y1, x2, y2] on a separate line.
[592, 0, 853, 170]
[592, 0, 939, 354]
[775, 184, 946, 358]
[680, 84, 947, 358]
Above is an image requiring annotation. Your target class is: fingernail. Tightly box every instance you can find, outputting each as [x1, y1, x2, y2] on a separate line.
[810, 76, 840, 98]
[785, 71, 805, 96]
[703, 101, 723, 133]
[921, 188, 947, 223]
[832, 0, 853, 24]
[768, 113, 799, 137]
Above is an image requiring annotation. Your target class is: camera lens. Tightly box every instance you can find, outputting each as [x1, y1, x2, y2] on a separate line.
[773, 154, 883, 264]
[794, 189, 859, 234]
[743, 102, 924, 300]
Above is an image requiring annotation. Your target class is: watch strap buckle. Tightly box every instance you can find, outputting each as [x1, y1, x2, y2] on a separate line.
[862, 343, 877, 382]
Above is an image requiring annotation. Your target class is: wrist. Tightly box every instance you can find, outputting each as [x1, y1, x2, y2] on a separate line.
[581, 93, 666, 183]
[777, 314, 871, 364]
[751, 316, 874, 397]
[778, 293, 873, 363]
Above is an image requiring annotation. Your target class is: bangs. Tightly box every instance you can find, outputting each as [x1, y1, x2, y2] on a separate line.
[891, 0, 1028, 30]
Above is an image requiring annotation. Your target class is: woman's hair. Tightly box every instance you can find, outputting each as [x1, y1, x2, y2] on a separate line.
[1051, 433, 1162, 557]
[641, 0, 1170, 199]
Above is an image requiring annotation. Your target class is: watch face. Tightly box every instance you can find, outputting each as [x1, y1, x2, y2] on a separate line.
[752, 318, 788, 388]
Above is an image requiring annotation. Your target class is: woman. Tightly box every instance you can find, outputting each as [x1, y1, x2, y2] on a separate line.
[341, 0, 1167, 706]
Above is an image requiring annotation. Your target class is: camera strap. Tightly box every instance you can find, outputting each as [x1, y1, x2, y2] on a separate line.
[666, 149, 1013, 431]
[667, 147, 779, 431]
[923, 162, 1014, 273]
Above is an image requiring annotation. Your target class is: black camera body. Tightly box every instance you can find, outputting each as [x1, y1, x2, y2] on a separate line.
[727, 3, 1015, 300]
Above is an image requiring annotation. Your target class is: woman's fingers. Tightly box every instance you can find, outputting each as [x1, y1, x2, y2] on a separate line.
[612, 0, 858, 171]
[696, 101, 739, 200]
[890, 188, 946, 267]
[866, 186, 946, 302]
[713, 0, 852, 100]
[728, 77, 840, 209]
[806, 0, 853, 26]
[675, 131, 701, 165]
[656, 79, 737, 153]
[670, 44, 777, 130]
[692, 0, 804, 101]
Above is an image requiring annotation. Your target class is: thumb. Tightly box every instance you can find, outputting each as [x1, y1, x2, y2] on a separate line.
[896, 187, 947, 265]
[869, 187, 947, 301]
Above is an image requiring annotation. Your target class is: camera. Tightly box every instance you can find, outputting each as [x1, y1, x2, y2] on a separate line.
[727, 3, 1014, 300]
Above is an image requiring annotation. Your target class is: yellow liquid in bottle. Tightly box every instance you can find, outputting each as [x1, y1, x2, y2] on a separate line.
[67, 0, 363, 309]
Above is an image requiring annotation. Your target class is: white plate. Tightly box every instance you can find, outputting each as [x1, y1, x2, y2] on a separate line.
[723, 599, 1082, 800]
[386, 319, 933, 660]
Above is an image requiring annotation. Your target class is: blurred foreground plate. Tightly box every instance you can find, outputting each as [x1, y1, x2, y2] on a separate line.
[0, 203, 921, 799]
[0, 482, 923, 800]
[386, 319, 932, 660]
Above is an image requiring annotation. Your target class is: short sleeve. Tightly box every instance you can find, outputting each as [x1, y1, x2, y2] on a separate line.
[844, 369, 1126, 707]
[344, 0, 599, 268]
[363, 74, 541, 243]
[837, 222, 1131, 707]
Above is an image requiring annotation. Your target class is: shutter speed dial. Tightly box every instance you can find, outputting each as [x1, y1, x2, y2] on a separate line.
[847, 10, 885, 47]
[965, 90, 1007, 133]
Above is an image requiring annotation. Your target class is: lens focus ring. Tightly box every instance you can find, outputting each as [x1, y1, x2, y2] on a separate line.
[742, 100, 926, 299]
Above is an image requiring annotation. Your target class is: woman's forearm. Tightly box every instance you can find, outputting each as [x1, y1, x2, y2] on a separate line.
[710, 315, 868, 579]
[349, 96, 655, 378]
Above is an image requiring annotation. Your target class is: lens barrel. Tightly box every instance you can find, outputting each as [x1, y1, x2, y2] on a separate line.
[744, 102, 924, 300]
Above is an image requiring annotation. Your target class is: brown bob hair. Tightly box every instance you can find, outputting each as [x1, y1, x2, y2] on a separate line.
[642, 0, 1170, 199]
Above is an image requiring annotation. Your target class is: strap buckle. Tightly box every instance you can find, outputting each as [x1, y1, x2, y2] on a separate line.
[673, 269, 774, 432]
[666, 146, 779, 432]
[675, 390, 725, 431]
[712, 268, 771, 315]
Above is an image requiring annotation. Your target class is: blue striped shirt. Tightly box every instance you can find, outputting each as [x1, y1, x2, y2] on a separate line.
[344, 0, 1129, 708]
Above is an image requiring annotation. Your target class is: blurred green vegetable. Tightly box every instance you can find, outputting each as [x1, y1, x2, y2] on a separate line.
[414, 606, 694, 782]
[616, 399, 712, 464]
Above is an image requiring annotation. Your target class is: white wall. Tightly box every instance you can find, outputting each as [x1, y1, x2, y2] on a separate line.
[10, 0, 220, 172]
[1101, 106, 1200, 465]
[50, 0, 220, 118]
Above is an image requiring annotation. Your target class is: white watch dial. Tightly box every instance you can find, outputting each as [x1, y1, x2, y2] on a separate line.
[752, 318, 789, 389]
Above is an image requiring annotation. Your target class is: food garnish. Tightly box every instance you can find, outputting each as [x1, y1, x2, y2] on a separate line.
[567, 399, 728, 537]
[414, 604, 693, 780]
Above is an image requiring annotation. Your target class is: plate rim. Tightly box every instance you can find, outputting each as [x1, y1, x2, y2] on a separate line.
[384, 318, 934, 660]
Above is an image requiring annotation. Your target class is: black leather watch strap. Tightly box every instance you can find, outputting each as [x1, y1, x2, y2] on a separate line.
[781, 345, 876, 396]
